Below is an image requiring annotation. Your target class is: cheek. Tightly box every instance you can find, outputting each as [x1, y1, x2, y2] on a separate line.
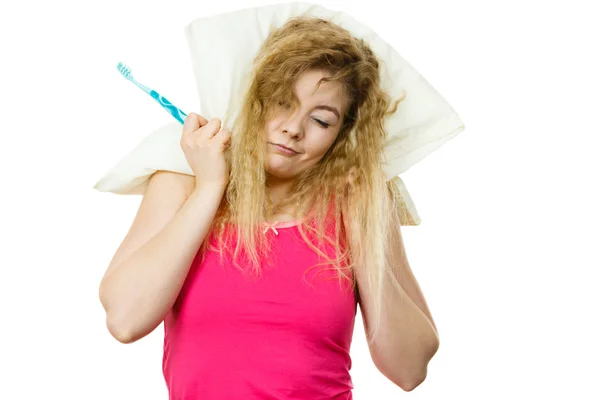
[265, 117, 282, 132]
[306, 137, 337, 159]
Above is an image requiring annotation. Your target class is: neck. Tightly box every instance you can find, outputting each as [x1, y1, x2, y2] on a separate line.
[265, 174, 294, 205]
[265, 175, 301, 220]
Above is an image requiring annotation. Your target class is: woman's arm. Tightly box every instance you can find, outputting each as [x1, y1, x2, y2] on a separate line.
[343, 176, 439, 391]
[355, 221, 440, 391]
[99, 171, 226, 344]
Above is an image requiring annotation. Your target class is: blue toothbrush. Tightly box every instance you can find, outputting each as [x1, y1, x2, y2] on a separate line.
[117, 62, 187, 124]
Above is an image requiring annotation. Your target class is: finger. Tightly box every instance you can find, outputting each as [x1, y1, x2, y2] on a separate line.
[220, 128, 231, 140]
[197, 118, 222, 140]
[182, 113, 200, 136]
[218, 129, 232, 144]
[196, 113, 209, 126]
[220, 130, 232, 150]
[346, 166, 357, 186]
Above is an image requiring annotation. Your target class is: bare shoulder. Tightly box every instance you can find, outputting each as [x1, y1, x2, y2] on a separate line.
[99, 170, 196, 287]
[148, 170, 196, 196]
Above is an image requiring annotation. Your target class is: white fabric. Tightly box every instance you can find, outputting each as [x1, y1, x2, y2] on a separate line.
[92, 1, 465, 225]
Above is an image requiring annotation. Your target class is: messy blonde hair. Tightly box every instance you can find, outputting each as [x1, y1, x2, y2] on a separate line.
[198, 16, 408, 345]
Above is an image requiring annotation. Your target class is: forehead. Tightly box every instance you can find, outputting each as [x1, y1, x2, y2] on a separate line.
[292, 69, 346, 106]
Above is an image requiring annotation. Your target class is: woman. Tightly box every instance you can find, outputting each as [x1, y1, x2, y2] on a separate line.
[99, 16, 439, 398]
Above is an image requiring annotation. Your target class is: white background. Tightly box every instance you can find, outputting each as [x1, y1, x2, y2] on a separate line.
[1, 0, 599, 398]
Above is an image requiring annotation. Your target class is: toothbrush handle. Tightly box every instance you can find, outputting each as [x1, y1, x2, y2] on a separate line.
[150, 90, 187, 124]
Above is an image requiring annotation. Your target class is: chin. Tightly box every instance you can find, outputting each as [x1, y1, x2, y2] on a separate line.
[265, 164, 297, 180]
[266, 169, 295, 180]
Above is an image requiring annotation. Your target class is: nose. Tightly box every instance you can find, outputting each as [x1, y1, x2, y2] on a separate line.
[281, 109, 304, 140]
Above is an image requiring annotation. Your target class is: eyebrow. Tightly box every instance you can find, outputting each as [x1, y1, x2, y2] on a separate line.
[314, 105, 341, 119]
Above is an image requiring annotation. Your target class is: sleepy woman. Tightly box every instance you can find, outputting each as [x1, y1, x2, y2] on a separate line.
[99, 16, 439, 399]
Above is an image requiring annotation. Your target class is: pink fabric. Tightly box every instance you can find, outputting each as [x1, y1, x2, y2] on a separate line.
[162, 221, 358, 399]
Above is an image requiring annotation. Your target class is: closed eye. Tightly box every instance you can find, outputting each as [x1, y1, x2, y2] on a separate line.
[277, 101, 330, 128]
[312, 118, 330, 129]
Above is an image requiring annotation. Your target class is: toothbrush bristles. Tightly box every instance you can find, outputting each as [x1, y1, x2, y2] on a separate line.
[117, 62, 132, 80]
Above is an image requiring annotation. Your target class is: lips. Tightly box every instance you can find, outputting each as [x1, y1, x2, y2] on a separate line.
[271, 143, 299, 153]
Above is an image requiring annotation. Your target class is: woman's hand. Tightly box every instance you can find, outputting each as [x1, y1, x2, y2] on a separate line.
[346, 166, 357, 188]
[180, 113, 232, 189]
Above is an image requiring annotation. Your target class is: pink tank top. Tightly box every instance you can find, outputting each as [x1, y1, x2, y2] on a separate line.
[162, 219, 358, 399]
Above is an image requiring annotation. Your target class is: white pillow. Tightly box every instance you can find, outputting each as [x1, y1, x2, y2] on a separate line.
[93, 1, 465, 226]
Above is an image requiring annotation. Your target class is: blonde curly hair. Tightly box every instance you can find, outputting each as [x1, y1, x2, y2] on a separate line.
[198, 16, 406, 344]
